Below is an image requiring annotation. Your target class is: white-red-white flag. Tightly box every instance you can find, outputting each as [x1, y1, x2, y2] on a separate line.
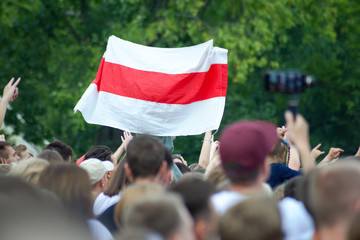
[74, 36, 228, 136]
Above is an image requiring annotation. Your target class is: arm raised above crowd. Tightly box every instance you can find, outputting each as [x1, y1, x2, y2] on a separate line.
[198, 130, 213, 168]
[112, 131, 133, 165]
[0, 77, 20, 129]
[284, 111, 315, 172]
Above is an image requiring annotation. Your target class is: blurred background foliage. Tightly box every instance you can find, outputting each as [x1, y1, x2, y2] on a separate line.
[0, 0, 359, 163]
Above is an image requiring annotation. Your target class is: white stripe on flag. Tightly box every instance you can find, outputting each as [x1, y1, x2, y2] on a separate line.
[75, 84, 225, 136]
[104, 36, 228, 74]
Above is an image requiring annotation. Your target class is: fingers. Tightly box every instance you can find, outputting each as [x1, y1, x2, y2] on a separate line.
[7, 77, 15, 87]
[13, 77, 21, 87]
[285, 111, 294, 127]
[314, 143, 321, 150]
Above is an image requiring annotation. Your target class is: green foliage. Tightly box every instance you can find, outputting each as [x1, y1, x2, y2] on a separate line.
[0, 0, 359, 162]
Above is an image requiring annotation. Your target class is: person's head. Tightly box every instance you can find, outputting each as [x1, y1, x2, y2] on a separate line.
[37, 149, 63, 164]
[79, 158, 114, 193]
[13, 144, 33, 159]
[84, 145, 112, 162]
[123, 193, 195, 240]
[304, 160, 360, 230]
[38, 163, 93, 219]
[175, 162, 191, 174]
[125, 135, 173, 185]
[220, 196, 283, 240]
[0, 141, 20, 164]
[266, 138, 286, 164]
[170, 177, 218, 240]
[283, 175, 304, 201]
[9, 157, 49, 186]
[189, 163, 206, 174]
[0, 175, 91, 240]
[114, 182, 164, 227]
[43, 140, 74, 162]
[219, 121, 278, 186]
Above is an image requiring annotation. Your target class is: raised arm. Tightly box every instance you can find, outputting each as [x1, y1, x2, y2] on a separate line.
[317, 147, 344, 166]
[111, 131, 133, 165]
[198, 130, 213, 168]
[285, 111, 315, 172]
[0, 77, 20, 129]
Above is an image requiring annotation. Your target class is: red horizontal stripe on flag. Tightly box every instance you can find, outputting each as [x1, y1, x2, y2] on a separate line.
[92, 58, 227, 104]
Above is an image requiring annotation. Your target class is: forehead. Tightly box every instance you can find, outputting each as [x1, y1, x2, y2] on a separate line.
[5, 146, 15, 153]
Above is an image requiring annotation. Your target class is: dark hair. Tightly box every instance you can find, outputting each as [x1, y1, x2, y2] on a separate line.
[0, 141, 12, 160]
[284, 176, 304, 200]
[164, 148, 174, 170]
[170, 177, 214, 221]
[126, 135, 167, 179]
[104, 159, 129, 196]
[43, 141, 74, 162]
[222, 162, 261, 185]
[84, 145, 112, 162]
[175, 162, 191, 174]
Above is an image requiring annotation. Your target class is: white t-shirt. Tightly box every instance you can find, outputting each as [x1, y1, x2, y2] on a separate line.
[93, 192, 121, 217]
[211, 190, 247, 215]
[87, 219, 113, 240]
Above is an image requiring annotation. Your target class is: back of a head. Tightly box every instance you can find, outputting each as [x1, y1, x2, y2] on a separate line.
[306, 160, 360, 228]
[114, 183, 164, 227]
[43, 140, 74, 162]
[126, 135, 167, 179]
[123, 193, 194, 240]
[9, 157, 49, 186]
[84, 145, 112, 161]
[283, 176, 304, 200]
[170, 177, 214, 222]
[0, 175, 91, 240]
[219, 121, 278, 185]
[38, 163, 93, 219]
[37, 149, 63, 164]
[220, 196, 283, 240]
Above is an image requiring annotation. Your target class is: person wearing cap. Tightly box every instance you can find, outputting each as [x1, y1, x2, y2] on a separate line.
[211, 112, 316, 239]
[79, 158, 115, 216]
[211, 120, 278, 215]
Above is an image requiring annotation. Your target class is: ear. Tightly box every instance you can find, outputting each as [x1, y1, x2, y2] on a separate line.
[1, 158, 6, 164]
[157, 161, 171, 185]
[99, 178, 105, 188]
[124, 163, 134, 181]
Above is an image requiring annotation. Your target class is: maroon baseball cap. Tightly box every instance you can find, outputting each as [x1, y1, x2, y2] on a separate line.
[219, 121, 278, 174]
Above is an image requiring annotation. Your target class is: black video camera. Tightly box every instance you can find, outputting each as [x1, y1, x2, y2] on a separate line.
[265, 71, 314, 94]
[265, 71, 315, 117]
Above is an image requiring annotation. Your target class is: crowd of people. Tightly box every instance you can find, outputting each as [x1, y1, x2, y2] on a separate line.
[0, 77, 360, 240]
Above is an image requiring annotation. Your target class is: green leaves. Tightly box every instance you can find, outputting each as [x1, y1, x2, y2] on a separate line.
[1, 0, 359, 160]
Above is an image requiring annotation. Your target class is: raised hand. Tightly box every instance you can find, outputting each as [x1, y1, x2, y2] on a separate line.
[121, 131, 133, 150]
[311, 143, 325, 160]
[2, 77, 21, 104]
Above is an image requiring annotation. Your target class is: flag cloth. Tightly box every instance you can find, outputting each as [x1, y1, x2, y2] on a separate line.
[74, 35, 228, 136]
